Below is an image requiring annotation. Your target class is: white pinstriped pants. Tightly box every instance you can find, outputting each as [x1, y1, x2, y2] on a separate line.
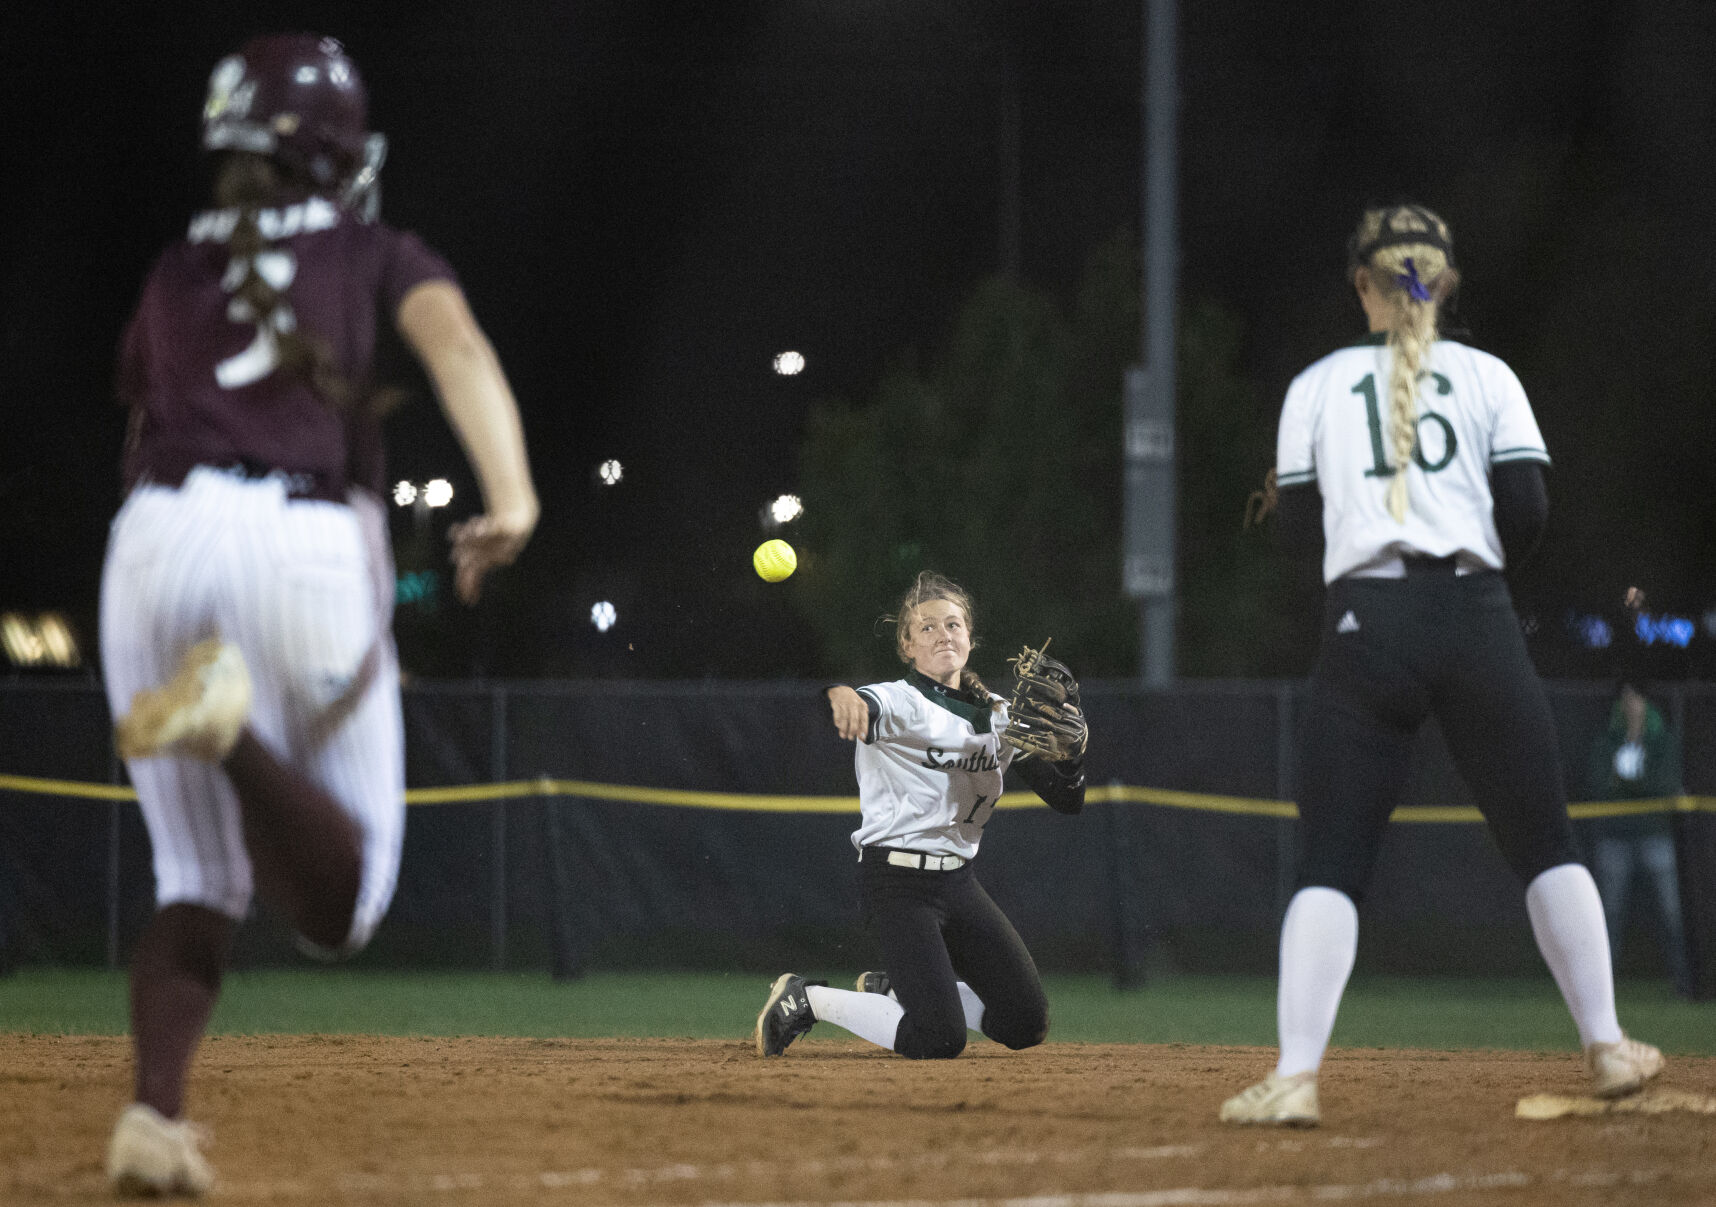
[100, 467, 405, 954]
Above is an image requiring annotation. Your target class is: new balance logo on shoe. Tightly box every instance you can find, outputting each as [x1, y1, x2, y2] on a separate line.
[755, 973, 822, 1057]
[1336, 611, 1360, 634]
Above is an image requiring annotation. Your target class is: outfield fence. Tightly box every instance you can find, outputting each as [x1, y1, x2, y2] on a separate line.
[2, 678, 1713, 994]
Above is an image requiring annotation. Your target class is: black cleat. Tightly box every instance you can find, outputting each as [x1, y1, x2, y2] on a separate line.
[756, 972, 822, 1056]
[854, 970, 893, 997]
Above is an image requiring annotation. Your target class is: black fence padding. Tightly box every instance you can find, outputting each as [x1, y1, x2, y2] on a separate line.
[1680, 694, 1716, 997]
[1085, 684, 1284, 795]
[502, 682, 858, 793]
[380, 688, 502, 963]
[0, 678, 1710, 990]
[0, 683, 132, 966]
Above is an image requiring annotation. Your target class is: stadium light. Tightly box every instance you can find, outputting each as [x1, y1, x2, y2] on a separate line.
[591, 601, 618, 632]
[772, 350, 805, 376]
[1, 611, 82, 669]
[759, 492, 804, 532]
[597, 459, 624, 486]
[394, 479, 453, 509]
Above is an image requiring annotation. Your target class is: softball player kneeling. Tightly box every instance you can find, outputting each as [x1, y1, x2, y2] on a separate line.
[756, 572, 1085, 1060]
[1223, 204, 1661, 1126]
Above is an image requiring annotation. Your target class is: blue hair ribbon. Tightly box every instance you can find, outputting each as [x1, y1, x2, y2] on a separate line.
[1396, 257, 1431, 302]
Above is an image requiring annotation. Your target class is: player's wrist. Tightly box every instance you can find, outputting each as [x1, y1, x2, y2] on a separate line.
[490, 496, 539, 528]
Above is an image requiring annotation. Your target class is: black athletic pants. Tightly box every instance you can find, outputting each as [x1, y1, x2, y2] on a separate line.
[858, 850, 1048, 1059]
[1296, 562, 1581, 903]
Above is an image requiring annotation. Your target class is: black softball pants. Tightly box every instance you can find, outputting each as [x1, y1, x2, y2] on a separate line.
[858, 852, 1048, 1059]
[1296, 565, 1581, 904]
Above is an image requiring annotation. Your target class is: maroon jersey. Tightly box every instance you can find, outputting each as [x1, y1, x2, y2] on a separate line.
[118, 196, 454, 498]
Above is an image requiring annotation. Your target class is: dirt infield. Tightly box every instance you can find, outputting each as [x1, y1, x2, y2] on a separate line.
[3, 1035, 1713, 1205]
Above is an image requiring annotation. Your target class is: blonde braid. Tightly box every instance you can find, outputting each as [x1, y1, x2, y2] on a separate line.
[1349, 206, 1457, 523]
[1381, 278, 1437, 521]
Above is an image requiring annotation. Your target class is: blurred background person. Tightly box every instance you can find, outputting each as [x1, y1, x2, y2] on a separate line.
[1583, 681, 1691, 997]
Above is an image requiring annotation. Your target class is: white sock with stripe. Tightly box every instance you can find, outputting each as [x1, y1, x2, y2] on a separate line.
[1525, 862, 1623, 1047]
[1275, 886, 1359, 1078]
[805, 985, 902, 1050]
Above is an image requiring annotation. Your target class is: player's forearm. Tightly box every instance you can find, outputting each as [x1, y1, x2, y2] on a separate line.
[1013, 755, 1085, 814]
[429, 344, 538, 520]
[825, 685, 871, 742]
[1273, 481, 1324, 560]
[1490, 462, 1548, 568]
[397, 281, 539, 521]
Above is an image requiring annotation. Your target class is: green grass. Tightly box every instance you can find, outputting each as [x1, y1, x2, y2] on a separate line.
[1, 969, 1710, 1053]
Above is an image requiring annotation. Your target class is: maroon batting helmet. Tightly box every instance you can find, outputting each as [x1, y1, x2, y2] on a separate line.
[202, 34, 386, 213]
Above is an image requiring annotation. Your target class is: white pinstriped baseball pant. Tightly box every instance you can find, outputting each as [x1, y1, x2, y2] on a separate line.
[100, 467, 405, 954]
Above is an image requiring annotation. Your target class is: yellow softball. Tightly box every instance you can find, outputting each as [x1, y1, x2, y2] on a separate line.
[753, 539, 797, 583]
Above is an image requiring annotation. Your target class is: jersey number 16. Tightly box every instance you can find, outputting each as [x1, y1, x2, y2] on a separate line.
[1354, 372, 1457, 477]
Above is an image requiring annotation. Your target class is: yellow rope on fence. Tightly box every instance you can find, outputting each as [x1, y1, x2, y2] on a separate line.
[3, 771, 1713, 821]
[0, 774, 139, 803]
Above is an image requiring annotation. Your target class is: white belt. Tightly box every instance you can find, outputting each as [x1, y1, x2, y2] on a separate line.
[884, 850, 966, 871]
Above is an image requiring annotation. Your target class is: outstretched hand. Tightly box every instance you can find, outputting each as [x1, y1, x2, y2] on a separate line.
[827, 686, 870, 742]
[449, 506, 537, 604]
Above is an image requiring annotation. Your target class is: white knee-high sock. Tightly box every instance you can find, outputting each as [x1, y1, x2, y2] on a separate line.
[1275, 887, 1359, 1078]
[957, 982, 985, 1032]
[1525, 863, 1622, 1047]
[804, 985, 903, 1050]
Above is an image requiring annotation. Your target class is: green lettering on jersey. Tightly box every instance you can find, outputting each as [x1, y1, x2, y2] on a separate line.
[1354, 372, 1456, 477]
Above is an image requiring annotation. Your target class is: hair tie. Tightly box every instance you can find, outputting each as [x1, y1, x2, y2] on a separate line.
[1396, 257, 1432, 302]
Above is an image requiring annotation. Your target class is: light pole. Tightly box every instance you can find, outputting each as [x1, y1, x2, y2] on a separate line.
[1123, 0, 1178, 686]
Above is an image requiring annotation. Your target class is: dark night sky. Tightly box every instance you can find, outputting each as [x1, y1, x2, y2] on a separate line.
[3, 0, 1714, 679]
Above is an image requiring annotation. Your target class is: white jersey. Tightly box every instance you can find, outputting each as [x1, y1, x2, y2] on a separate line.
[849, 671, 1017, 861]
[1275, 335, 1550, 584]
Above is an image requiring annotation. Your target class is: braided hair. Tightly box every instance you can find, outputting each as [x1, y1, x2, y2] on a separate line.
[1347, 205, 1459, 523]
[211, 152, 401, 418]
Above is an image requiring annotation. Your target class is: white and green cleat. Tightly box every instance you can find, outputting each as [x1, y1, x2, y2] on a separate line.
[1586, 1036, 1665, 1099]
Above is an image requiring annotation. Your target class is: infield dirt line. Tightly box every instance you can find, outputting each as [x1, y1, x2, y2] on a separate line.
[313, 1140, 1381, 1190]
[697, 1174, 1534, 1206]
[147, 1163, 1666, 1203]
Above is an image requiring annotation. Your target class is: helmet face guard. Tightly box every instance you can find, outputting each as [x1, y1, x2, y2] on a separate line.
[203, 34, 385, 216]
[341, 132, 387, 220]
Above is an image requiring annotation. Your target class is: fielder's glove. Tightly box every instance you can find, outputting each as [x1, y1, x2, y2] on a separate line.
[1000, 642, 1088, 763]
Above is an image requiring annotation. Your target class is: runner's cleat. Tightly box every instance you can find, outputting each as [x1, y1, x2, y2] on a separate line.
[115, 640, 251, 763]
[1219, 1070, 1320, 1126]
[108, 1103, 215, 1197]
